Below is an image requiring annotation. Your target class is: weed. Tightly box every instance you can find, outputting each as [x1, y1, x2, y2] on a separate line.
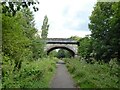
[64, 58, 120, 88]
[2, 58, 58, 88]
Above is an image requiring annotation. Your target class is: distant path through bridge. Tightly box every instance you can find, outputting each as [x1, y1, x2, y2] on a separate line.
[45, 38, 79, 57]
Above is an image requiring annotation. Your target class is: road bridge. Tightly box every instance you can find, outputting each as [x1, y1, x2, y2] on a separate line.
[45, 38, 79, 57]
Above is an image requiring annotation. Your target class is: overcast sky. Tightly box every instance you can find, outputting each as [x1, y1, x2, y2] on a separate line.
[33, 0, 97, 38]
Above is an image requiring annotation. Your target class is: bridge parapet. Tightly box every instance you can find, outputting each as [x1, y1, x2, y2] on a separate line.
[46, 38, 79, 45]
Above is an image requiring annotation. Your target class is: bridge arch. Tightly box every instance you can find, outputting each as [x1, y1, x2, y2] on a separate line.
[45, 38, 79, 57]
[46, 45, 75, 57]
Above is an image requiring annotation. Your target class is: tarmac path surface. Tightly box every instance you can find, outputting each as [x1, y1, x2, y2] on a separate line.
[50, 60, 76, 88]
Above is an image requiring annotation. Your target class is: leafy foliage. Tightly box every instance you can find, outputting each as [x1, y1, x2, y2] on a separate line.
[2, 13, 31, 70]
[1, 1, 39, 16]
[31, 37, 45, 59]
[41, 15, 49, 39]
[64, 58, 120, 88]
[89, 2, 114, 62]
[2, 58, 57, 88]
[79, 2, 120, 62]
[78, 36, 93, 62]
[70, 36, 81, 41]
[56, 49, 73, 58]
[49, 50, 58, 57]
[2, 2, 50, 88]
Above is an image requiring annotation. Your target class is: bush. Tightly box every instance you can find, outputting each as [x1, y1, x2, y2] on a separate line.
[2, 58, 57, 88]
[65, 58, 120, 88]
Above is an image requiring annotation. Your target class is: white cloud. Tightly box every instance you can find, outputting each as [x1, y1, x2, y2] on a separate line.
[33, 0, 97, 38]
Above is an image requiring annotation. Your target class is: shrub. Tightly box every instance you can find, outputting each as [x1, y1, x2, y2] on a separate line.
[65, 58, 120, 88]
[2, 58, 57, 88]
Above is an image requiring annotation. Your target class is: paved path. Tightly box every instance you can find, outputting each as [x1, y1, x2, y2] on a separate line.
[50, 60, 76, 88]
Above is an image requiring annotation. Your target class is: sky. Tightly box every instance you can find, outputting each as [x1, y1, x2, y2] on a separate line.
[33, 0, 97, 38]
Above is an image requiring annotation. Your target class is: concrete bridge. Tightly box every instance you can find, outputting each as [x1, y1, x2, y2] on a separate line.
[45, 38, 79, 57]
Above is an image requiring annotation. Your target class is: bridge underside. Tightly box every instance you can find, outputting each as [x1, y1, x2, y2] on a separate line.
[47, 46, 75, 57]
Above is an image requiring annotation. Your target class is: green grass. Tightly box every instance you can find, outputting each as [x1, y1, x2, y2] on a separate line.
[2, 57, 58, 88]
[64, 58, 120, 88]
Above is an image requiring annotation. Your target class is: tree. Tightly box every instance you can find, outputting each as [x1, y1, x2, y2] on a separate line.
[110, 2, 120, 62]
[70, 36, 81, 41]
[56, 49, 73, 58]
[89, 2, 120, 62]
[64, 50, 73, 58]
[14, 8, 46, 60]
[2, 13, 31, 70]
[78, 36, 93, 61]
[57, 49, 65, 58]
[49, 50, 58, 57]
[32, 36, 45, 59]
[89, 2, 110, 61]
[41, 15, 49, 39]
[2, 2, 48, 88]
[1, 1, 39, 16]
[2, 7, 45, 71]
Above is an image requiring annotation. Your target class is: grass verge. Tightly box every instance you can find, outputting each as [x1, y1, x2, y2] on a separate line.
[64, 58, 120, 88]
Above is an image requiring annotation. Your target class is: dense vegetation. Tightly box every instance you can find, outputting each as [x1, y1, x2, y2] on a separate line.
[1, 1, 120, 89]
[3, 58, 57, 88]
[78, 2, 120, 63]
[65, 2, 120, 88]
[1, 2, 57, 88]
[64, 58, 120, 88]
[49, 49, 72, 58]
